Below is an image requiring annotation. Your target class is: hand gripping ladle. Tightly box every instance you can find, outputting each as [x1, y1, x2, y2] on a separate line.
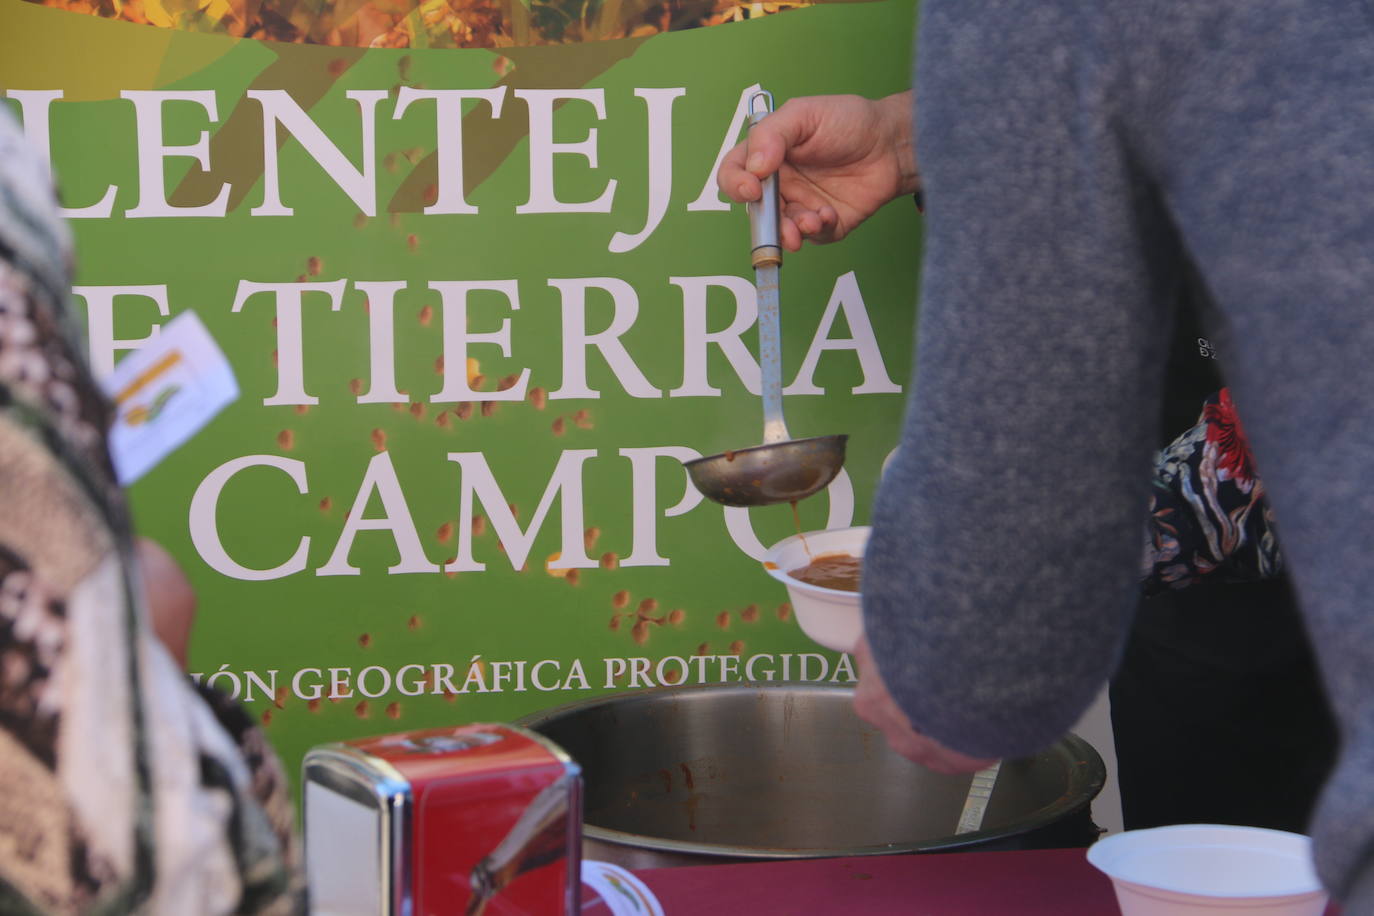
[685, 91, 847, 508]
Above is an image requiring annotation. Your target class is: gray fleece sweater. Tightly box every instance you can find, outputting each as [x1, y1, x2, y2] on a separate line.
[863, 0, 1374, 905]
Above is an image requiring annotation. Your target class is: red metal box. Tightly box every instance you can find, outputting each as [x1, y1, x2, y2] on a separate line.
[304, 723, 582, 916]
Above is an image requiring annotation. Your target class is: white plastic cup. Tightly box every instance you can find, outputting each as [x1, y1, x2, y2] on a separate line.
[1086, 825, 1328, 916]
[762, 526, 868, 653]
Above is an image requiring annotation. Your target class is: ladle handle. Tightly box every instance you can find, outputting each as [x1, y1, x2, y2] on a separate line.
[747, 92, 788, 445]
[747, 92, 782, 271]
[757, 263, 787, 444]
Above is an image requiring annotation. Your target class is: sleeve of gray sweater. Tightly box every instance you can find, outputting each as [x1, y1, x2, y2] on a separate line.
[863, 0, 1374, 904]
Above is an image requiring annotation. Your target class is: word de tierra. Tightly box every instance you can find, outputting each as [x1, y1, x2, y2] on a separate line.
[74, 271, 900, 401]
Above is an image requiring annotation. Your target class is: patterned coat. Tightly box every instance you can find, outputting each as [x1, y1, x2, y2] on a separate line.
[0, 109, 303, 914]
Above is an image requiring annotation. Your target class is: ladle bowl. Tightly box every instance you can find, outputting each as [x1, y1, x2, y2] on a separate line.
[685, 433, 847, 507]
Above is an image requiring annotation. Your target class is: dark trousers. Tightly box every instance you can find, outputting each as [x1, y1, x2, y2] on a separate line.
[1110, 577, 1338, 832]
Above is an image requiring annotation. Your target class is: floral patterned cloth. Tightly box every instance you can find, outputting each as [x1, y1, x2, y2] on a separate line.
[0, 110, 303, 914]
[1142, 388, 1282, 594]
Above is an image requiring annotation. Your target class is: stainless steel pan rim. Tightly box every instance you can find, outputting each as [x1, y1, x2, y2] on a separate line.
[516, 683, 1106, 861]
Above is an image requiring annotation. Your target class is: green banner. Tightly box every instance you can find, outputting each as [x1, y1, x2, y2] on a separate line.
[1, 0, 921, 791]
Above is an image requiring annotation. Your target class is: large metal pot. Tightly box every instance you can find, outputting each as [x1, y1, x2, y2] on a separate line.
[517, 683, 1105, 869]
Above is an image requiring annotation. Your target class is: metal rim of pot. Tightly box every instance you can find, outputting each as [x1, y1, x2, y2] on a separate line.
[516, 682, 1107, 861]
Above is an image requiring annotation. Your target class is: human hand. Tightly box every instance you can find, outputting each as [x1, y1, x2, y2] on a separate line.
[852, 634, 996, 775]
[717, 91, 918, 251]
[136, 537, 197, 669]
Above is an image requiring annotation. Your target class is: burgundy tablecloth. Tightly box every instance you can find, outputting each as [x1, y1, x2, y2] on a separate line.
[633, 848, 1116, 914]
[628, 847, 1342, 915]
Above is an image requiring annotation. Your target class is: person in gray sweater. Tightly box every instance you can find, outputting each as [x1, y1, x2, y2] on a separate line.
[719, 0, 1374, 906]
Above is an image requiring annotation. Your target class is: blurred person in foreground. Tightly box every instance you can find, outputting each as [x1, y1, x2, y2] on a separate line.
[0, 108, 303, 912]
[719, 1, 1371, 906]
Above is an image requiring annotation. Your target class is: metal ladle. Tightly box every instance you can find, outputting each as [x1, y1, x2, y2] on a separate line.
[685, 91, 847, 508]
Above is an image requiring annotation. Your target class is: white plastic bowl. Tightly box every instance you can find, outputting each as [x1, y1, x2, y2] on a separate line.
[762, 526, 868, 653]
[1086, 825, 1328, 916]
